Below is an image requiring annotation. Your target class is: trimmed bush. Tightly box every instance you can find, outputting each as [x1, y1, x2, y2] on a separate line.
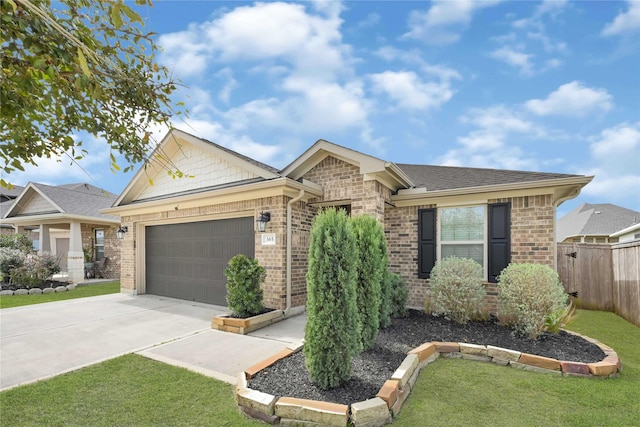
[497, 263, 568, 340]
[351, 215, 386, 350]
[379, 270, 393, 328]
[224, 254, 265, 318]
[388, 272, 409, 318]
[304, 208, 360, 389]
[428, 256, 486, 324]
[0, 234, 33, 253]
[0, 248, 25, 279]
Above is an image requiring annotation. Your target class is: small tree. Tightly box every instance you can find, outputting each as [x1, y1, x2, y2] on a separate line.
[225, 254, 265, 318]
[351, 215, 386, 350]
[428, 256, 486, 324]
[304, 208, 359, 389]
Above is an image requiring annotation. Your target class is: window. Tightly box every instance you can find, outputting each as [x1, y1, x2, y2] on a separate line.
[94, 229, 105, 261]
[418, 203, 510, 282]
[439, 206, 485, 267]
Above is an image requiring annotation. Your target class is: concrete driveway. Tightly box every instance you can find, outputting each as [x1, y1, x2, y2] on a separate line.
[0, 293, 305, 391]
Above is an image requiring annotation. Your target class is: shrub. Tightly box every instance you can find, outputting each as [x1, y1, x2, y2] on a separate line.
[351, 215, 386, 350]
[497, 263, 568, 340]
[224, 254, 265, 318]
[0, 248, 25, 280]
[428, 256, 486, 324]
[388, 272, 409, 318]
[379, 270, 393, 328]
[304, 208, 360, 389]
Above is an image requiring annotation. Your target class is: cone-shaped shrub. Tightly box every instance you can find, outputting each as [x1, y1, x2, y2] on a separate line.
[497, 263, 568, 340]
[225, 254, 265, 318]
[429, 256, 486, 324]
[388, 272, 409, 318]
[352, 215, 386, 350]
[304, 208, 360, 389]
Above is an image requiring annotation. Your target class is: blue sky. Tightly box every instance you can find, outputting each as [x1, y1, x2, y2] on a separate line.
[11, 0, 640, 216]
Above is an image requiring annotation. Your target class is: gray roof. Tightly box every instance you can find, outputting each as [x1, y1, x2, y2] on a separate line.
[557, 203, 640, 241]
[396, 164, 583, 191]
[6, 183, 119, 221]
[0, 185, 24, 199]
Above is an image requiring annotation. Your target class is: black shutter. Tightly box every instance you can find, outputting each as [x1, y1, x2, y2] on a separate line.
[488, 203, 511, 282]
[418, 208, 436, 279]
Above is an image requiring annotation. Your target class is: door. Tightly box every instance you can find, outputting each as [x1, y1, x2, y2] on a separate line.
[145, 217, 254, 305]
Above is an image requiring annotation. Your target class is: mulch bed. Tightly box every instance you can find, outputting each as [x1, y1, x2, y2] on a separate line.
[248, 310, 605, 405]
[0, 280, 71, 291]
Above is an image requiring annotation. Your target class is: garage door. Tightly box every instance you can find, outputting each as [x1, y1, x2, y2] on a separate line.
[145, 217, 254, 305]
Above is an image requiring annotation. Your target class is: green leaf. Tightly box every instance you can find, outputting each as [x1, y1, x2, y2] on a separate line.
[77, 48, 91, 77]
[120, 4, 143, 24]
[4, 0, 17, 12]
[110, 4, 123, 29]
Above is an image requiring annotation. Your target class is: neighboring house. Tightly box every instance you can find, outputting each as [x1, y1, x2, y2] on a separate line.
[104, 129, 593, 311]
[610, 223, 640, 243]
[1, 183, 121, 283]
[557, 203, 640, 244]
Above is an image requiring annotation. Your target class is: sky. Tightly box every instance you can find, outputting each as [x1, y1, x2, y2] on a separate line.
[9, 0, 640, 217]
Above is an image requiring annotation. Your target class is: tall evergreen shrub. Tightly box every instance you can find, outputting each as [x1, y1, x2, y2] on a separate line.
[351, 215, 386, 350]
[225, 254, 265, 318]
[304, 208, 360, 389]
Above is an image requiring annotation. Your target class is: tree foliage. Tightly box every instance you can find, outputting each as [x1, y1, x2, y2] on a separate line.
[0, 0, 185, 187]
[351, 214, 386, 350]
[304, 208, 359, 390]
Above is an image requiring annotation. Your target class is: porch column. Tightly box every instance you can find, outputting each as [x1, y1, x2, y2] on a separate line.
[68, 222, 84, 284]
[38, 224, 51, 254]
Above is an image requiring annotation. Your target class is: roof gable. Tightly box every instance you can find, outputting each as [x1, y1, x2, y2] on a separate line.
[281, 139, 413, 190]
[2, 183, 118, 221]
[115, 129, 280, 206]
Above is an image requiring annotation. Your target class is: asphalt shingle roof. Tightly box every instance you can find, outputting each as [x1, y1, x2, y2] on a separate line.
[396, 164, 583, 191]
[557, 203, 640, 240]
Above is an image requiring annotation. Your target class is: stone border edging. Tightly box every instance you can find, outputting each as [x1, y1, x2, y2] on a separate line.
[0, 284, 76, 296]
[236, 331, 621, 426]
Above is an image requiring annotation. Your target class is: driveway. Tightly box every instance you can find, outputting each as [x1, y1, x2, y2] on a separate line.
[0, 293, 305, 391]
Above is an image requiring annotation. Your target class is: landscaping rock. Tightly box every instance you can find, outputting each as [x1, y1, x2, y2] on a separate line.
[43, 288, 55, 294]
[276, 397, 349, 427]
[66, 284, 77, 291]
[55, 286, 67, 292]
[0, 290, 14, 295]
[29, 288, 43, 295]
[351, 397, 391, 427]
[391, 354, 419, 389]
[14, 289, 28, 295]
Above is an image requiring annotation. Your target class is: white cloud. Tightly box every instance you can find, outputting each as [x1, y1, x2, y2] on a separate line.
[402, 0, 502, 45]
[602, 0, 640, 36]
[489, 46, 535, 75]
[373, 46, 462, 81]
[369, 71, 454, 111]
[215, 68, 238, 104]
[525, 81, 613, 117]
[158, 28, 209, 78]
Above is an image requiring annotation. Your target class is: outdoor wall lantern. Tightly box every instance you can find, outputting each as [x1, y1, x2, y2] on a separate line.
[116, 226, 129, 240]
[256, 211, 271, 233]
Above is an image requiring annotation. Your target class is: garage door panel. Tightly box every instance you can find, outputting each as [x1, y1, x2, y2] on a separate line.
[145, 217, 254, 305]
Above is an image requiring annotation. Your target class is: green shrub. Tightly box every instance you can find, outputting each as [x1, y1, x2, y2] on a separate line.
[304, 208, 360, 389]
[497, 263, 568, 340]
[0, 248, 25, 279]
[389, 272, 409, 318]
[224, 254, 265, 318]
[2, 252, 61, 288]
[379, 270, 393, 328]
[428, 256, 486, 324]
[351, 215, 386, 350]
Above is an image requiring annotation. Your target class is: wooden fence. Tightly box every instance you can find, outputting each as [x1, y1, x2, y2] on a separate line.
[557, 241, 640, 327]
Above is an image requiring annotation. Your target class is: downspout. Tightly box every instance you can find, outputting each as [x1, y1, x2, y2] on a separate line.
[284, 189, 305, 317]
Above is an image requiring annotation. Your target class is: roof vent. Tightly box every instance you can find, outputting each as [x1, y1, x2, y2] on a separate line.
[595, 211, 601, 214]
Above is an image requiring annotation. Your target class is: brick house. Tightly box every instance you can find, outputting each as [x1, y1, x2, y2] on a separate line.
[1, 183, 121, 283]
[104, 129, 592, 312]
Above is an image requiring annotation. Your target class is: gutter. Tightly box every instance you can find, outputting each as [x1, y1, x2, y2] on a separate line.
[284, 189, 305, 317]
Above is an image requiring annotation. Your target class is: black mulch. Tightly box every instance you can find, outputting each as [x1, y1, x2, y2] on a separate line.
[248, 310, 605, 405]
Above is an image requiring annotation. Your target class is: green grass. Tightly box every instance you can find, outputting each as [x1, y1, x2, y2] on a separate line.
[395, 309, 640, 427]
[0, 309, 637, 426]
[0, 354, 260, 427]
[0, 281, 120, 309]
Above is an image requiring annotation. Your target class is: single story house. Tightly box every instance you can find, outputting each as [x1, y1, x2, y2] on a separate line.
[104, 129, 592, 312]
[557, 203, 640, 244]
[1, 183, 121, 283]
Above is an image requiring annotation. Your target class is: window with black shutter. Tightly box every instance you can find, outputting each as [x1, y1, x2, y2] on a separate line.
[488, 203, 511, 282]
[418, 208, 436, 278]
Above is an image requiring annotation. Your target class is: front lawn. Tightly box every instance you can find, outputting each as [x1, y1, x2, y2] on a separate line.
[0, 281, 120, 309]
[0, 309, 637, 426]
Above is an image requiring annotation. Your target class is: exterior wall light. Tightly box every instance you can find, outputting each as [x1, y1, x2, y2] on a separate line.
[116, 226, 128, 240]
[256, 211, 271, 233]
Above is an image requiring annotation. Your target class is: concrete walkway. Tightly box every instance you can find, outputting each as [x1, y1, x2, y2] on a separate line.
[0, 293, 305, 391]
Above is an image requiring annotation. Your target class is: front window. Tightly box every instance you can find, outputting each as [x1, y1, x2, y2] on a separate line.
[439, 206, 485, 268]
[94, 229, 105, 261]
